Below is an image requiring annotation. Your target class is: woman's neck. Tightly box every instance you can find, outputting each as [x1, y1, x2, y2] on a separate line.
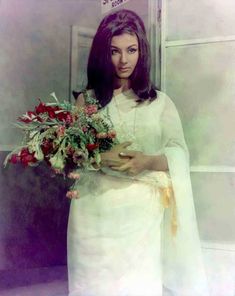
[113, 78, 131, 96]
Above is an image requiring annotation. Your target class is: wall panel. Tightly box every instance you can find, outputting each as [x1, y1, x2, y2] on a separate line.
[166, 0, 235, 40]
[191, 172, 235, 242]
[165, 42, 235, 166]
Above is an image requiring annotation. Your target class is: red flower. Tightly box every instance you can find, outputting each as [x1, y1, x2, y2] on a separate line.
[18, 111, 35, 123]
[48, 109, 56, 119]
[90, 128, 96, 135]
[96, 132, 108, 139]
[56, 112, 66, 121]
[41, 139, 54, 155]
[66, 145, 75, 156]
[18, 117, 32, 123]
[21, 154, 37, 166]
[86, 143, 99, 151]
[56, 111, 73, 123]
[27, 111, 36, 117]
[19, 147, 37, 166]
[108, 130, 116, 139]
[18, 110, 43, 123]
[35, 102, 62, 120]
[57, 126, 65, 137]
[36, 116, 43, 122]
[65, 113, 73, 124]
[9, 154, 20, 164]
[46, 106, 59, 119]
[35, 101, 47, 114]
[20, 147, 30, 157]
[84, 105, 98, 116]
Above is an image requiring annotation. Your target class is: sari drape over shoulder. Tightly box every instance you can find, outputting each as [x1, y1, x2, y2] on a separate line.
[67, 90, 209, 296]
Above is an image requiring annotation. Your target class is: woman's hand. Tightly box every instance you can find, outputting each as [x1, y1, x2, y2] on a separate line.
[111, 151, 169, 175]
[110, 150, 151, 176]
[100, 141, 132, 168]
[101, 143, 169, 175]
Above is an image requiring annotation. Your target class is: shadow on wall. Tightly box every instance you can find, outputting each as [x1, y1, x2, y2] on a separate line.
[0, 152, 71, 273]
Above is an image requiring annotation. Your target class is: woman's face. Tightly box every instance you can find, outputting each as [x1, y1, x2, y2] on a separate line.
[110, 33, 139, 79]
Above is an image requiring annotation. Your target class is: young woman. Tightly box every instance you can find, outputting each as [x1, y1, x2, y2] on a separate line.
[67, 9, 209, 296]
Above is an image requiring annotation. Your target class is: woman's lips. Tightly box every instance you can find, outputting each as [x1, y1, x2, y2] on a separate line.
[119, 67, 131, 72]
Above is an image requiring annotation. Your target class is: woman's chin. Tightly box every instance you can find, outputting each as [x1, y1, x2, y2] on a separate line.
[116, 73, 132, 79]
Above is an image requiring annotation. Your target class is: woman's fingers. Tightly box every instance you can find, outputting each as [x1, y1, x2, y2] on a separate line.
[111, 162, 132, 172]
[101, 155, 129, 167]
[111, 163, 137, 176]
[119, 150, 136, 158]
[119, 141, 132, 149]
[101, 143, 136, 168]
[108, 159, 128, 166]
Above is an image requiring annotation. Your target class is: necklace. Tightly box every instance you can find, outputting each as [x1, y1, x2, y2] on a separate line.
[109, 92, 141, 150]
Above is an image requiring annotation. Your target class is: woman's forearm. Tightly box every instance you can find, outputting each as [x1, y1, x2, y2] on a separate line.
[145, 154, 169, 172]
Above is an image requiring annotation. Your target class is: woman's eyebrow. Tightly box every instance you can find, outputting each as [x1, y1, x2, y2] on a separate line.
[110, 44, 138, 49]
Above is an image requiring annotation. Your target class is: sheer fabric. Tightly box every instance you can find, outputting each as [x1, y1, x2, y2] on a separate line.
[67, 90, 209, 296]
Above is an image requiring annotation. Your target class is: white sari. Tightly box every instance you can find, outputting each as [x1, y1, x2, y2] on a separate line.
[67, 90, 209, 296]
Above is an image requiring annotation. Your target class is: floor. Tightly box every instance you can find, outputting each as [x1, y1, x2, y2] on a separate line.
[202, 241, 235, 296]
[0, 265, 68, 296]
[0, 243, 234, 296]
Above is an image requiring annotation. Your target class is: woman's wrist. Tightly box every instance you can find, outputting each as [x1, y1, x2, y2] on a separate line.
[143, 154, 154, 171]
[143, 154, 168, 172]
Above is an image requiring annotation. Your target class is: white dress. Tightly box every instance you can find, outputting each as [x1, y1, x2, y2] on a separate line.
[67, 89, 209, 296]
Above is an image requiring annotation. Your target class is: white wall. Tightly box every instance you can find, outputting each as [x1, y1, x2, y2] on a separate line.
[0, 0, 101, 148]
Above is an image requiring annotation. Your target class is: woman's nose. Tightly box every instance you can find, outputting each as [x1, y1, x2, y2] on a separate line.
[120, 52, 128, 64]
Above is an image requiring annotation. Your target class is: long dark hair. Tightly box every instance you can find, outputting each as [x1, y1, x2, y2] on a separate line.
[85, 9, 157, 107]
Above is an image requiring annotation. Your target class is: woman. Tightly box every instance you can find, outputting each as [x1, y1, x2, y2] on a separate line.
[67, 9, 209, 296]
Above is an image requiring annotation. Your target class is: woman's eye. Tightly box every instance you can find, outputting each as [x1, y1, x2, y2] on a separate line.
[111, 49, 119, 55]
[128, 48, 137, 54]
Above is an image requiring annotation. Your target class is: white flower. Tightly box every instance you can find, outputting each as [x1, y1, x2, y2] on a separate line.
[50, 92, 59, 103]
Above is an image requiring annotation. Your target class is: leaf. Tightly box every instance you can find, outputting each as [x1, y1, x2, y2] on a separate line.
[29, 130, 39, 139]
[94, 150, 101, 165]
[34, 146, 44, 161]
[49, 150, 65, 170]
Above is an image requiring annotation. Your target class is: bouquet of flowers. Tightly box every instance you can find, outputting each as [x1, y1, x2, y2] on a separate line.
[4, 91, 117, 199]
